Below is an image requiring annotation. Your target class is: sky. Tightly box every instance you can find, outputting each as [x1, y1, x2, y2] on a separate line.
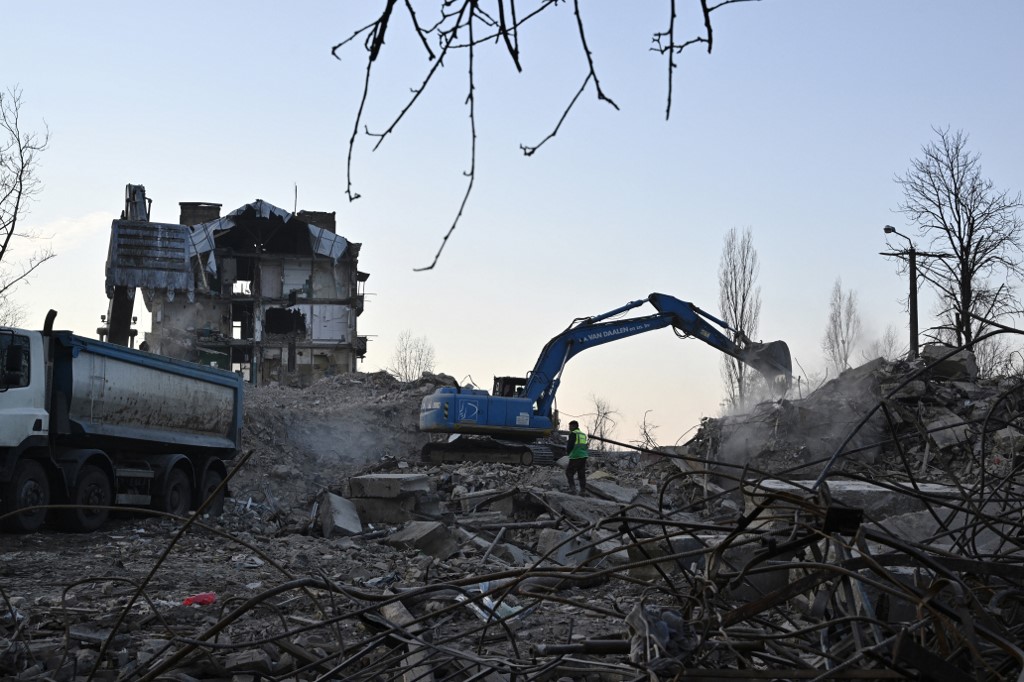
[3, 1, 1024, 447]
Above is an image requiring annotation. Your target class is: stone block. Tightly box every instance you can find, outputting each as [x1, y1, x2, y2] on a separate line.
[924, 409, 971, 450]
[536, 528, 596, 567]
[921, 344, 978, 381]
[587, 479, 638, 504]
[320, 492, 362, 538]
[385, 521, 459, 559]
[349, 473, 433, 498]
[225, 649, 273, 674]
[626, 534, 718, 579]
[351, 496, 416, 524]
[882, 379, 928, 400]
[490, 542, 533, 565]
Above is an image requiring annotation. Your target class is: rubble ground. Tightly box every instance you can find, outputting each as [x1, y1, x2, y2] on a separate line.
[3, 351, 1024, 681]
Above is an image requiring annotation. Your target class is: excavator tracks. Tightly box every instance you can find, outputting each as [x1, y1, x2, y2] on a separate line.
[421, 437, 560, 466]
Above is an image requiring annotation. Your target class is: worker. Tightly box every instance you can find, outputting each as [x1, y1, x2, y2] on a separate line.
[565, 420, 589, 494]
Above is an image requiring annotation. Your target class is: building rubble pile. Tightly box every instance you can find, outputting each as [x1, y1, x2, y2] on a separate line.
[2, 345, 1024, 680]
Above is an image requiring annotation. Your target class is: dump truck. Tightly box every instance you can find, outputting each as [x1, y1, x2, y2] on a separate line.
[0, 311, 243, 532]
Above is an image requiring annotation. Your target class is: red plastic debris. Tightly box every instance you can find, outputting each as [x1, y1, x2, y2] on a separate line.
[182, 592, 217, 606]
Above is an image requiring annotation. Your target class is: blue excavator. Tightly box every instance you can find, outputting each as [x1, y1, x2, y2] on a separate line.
[419, 292, 792, 465]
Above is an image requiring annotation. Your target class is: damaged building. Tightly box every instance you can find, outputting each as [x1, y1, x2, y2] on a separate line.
[104, 185, 368, 385]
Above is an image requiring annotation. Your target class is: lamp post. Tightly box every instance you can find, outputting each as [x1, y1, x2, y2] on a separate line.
[883, 225, 918, 359]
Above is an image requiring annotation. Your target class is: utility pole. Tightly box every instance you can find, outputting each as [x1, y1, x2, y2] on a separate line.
[883, 225, 919, 359]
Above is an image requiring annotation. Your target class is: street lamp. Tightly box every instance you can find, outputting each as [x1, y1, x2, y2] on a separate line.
[883, 225, 919, 359]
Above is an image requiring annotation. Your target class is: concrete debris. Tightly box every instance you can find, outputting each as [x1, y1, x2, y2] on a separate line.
[3, 347, 1024, 680]
[383, 521, 459, 559]
[318, 491, 362, 538]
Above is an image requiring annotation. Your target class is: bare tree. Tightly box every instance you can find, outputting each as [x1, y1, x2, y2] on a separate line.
[1, 86, 53, 326]
[822, 278, 861, 376]
[972, 335, 1018, 380]
[718, 226, 761, 411]
[893, 127, 1024, 347]
[586, 395, 617, 450]
[633, 409, 659, 451]
[387, 329, 437, 381]
[333, 1, 760, 269]
[859, 324, 904, 363]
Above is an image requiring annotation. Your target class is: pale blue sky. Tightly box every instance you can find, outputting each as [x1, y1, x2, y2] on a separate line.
[4, 2, 1023, 446]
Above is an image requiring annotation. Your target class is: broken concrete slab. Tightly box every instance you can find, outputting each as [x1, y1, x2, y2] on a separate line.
[385, 521, 459, 559]
[864, 500, 1024, 556]
[536, 528, 597, 567]
[349, 473, 433, 498]
[586, 479, 639, 505]
[744, 478, 961, 521]
[319, 492, 362, 538]
[351, 495, 416, 524]
[453, 488, 516, 516]
[541, 489, 630, 525]
[922, 408, 971, 450]
[224, 649, 274, 675]
[921, 344, 979, 381]
[625, 533, 719, 580]
[379, 598, 435, 682]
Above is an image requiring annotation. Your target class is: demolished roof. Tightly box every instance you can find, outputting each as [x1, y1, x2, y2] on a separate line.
[106, 199, 354, 303]
[187, 199, 350, 261]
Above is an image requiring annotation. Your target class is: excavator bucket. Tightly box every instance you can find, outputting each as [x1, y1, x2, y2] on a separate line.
[741, 340, 792, 392]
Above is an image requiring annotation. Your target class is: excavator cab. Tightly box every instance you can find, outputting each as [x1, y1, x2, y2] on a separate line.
[493, 376, 528, 398]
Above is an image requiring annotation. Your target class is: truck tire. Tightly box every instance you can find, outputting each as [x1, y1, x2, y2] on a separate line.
[1, 459, 50, 533]
[156, 468, 192, 517]
[198, 469, 226, 517]
[59, 465, 112, 532]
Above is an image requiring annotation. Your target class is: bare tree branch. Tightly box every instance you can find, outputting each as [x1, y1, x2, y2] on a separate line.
[335, 1, 757, 269]
[1, 86, 53, 325]
[520, 74, 590, 156]
[652, 0, 759, 118]
[415, 7, 478, 272]
[573, 0, 619, 111]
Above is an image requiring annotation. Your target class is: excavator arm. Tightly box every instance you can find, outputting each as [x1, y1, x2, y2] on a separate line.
[524, 292, 791, 419]
[419, 293, 791, 440]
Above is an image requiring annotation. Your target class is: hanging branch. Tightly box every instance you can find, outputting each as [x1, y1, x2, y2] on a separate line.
[334, 1, 759, 269]
[415, 6, 479, 272]
[653, 0, 759, 119]
[520, 74, 590, 157]
[573, 0, 619, 111]
[496, 0, 522, 72]
[521, 1, 620, 156]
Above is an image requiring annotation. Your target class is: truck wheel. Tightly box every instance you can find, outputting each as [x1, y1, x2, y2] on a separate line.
[59, 465, 112, 532]
[199, 469, 226, 517]
[156, 469, 192, 517]
[1, 459, 50, 533]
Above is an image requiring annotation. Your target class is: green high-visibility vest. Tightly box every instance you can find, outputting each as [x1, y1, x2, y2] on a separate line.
[569, 429, 589, 459]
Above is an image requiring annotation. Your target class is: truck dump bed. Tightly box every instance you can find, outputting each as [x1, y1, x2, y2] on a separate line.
[49, 332, 243, 456]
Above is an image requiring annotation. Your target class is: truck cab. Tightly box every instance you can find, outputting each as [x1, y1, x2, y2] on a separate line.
[0, 329, 48, 455]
